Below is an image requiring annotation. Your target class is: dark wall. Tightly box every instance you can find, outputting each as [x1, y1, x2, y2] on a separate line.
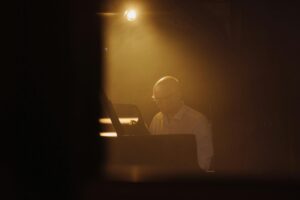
[220, 0, 297, 178]
[215, 0, 300, 176]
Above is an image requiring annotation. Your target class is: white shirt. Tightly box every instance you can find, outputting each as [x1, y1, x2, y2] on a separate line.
[149, 104, 214, 171]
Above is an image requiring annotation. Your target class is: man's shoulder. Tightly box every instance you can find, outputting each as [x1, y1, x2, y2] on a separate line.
[183, 106, 212, 136]
[152, 112, 164, 121]
[184, 105, 208, 123]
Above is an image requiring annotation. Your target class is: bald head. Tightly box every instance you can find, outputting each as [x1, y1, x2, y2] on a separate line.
[153, 76, 181, 93]
[152, 76, 183, 115]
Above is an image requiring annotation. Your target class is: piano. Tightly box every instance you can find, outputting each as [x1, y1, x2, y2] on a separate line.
[98, 92, 204, 181]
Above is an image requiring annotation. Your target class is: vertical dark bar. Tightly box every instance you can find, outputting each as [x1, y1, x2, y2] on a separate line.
[17, 0, 103, 199]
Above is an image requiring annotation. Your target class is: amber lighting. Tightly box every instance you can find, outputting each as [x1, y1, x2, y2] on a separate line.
[99, 132, 117, 137]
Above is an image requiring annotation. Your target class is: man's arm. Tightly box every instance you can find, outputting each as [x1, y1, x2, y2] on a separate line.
[149, 114, 158, 134]
[193, 116, 214, 171]
[149, 113, 164, 135]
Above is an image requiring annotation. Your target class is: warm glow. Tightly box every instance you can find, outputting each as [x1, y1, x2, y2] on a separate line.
[99, 132, 117, 137]
[99, 117, 139, 124]
[124, 9, 137, 21]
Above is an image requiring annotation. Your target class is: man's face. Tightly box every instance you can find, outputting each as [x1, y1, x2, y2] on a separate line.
[152, 85, 180, 114]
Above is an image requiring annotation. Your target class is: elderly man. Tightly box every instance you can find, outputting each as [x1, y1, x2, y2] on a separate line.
[149, 76, 214, 171]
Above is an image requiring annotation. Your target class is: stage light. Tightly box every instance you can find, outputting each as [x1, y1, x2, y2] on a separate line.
[124, 9, 137, 21]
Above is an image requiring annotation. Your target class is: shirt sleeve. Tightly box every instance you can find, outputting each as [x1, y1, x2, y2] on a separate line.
[193, 116, 214, 171]
[149, 114, 158, 135]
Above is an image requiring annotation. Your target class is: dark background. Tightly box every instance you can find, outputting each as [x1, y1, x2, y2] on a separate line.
[7, 0, 300, 199]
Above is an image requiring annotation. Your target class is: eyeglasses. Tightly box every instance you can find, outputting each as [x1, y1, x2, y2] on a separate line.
[152, 93, 174, 103]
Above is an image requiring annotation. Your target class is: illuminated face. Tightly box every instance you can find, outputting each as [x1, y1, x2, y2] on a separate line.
[152, 85, 180, 114]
